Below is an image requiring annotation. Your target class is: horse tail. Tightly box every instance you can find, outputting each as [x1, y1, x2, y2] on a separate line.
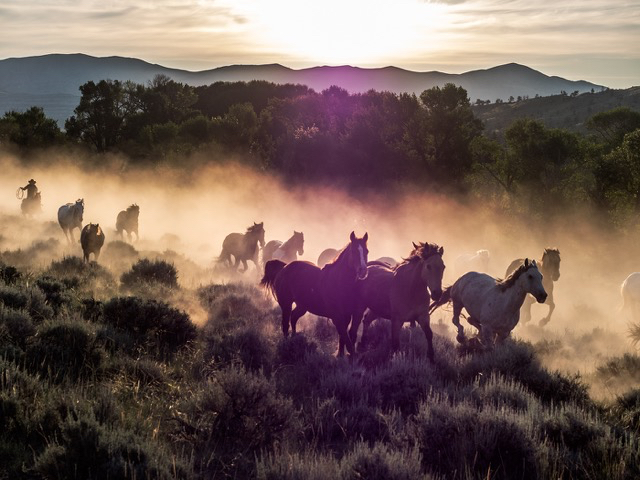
[429, 286, 452, 315]
[261, 259, 286, 296]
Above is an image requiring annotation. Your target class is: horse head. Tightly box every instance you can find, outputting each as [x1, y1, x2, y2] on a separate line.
[415, 242, 445, 301]
[348, 231, 369, 280]
[251, 222, 266, 248]
[293, 231, 304, 256]
[542, 248, 561, 281]
[519, 259, 547, 303]
[75, 199, 84, 221]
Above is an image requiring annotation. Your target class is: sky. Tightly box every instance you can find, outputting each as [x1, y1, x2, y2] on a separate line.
[1, 0, 639, 88]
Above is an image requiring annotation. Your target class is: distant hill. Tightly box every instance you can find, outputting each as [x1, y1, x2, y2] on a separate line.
[473, 87, 640, 138]
[0, 53, 609, 126]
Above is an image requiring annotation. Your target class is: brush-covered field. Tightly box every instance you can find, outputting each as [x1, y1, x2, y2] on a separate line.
[2, 212, 640, 480]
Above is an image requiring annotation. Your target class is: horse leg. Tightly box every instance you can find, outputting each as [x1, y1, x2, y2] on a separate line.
[416, 314, 435, 363]
[241, 259, 249, 272]
[451, 301, 466, 344]
[279, 301, 292, 337]
[350, 306, 365, 352]
[358, 309, 376, 352]
[333, 316, 355, 357]
[290, 305, 307, 335]
[521, 295, 534, 323]
[539, 293, 555, 327]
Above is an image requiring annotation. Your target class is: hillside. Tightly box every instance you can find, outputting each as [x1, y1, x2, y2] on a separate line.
[0, 53, 606, 126]
[473, 86, 640, 137]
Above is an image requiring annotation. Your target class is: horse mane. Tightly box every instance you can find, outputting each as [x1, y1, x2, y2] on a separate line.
[399, 242, 442, 267]
[542, 247, 560, 261]
[281, 232, 302, 251]
[496, 261, 537, 291]
[323, 243, 350, 271]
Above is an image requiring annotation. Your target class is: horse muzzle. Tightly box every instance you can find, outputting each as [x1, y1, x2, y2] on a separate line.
[431, 289, 443, 302]
[357, 268, 368, 281]
[535, 292, 548, 303]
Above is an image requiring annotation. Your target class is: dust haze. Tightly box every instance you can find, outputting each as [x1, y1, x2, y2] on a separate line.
[1, 148, 637, 399]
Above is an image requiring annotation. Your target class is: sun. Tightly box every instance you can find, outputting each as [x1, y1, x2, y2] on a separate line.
[227, 0, 448, 66]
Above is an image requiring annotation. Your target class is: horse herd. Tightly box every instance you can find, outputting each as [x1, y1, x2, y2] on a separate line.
[219, 222, 567, 361]
[56, 199, 139, 261]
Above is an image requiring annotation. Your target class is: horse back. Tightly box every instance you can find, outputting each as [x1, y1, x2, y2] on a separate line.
[505, 258, 524, 277]
[358, 265, 393, 317]
[276, 261, 327, 315]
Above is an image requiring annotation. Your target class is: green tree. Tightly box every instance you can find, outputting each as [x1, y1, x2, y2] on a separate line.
[65, 79, 139, 152]
[587, 107, 640, 150]
[419, 83, 483, 188]
[0, 106, 63, 148]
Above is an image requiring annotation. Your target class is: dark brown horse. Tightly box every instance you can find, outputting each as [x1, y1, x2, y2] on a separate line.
[262, 231, 305, 270]
[116, 204, 139, 242]
[219, 222, 266, 272]
[261, 231, 369, 356]
[351, 242, 445, 362]
[505, 248, 560, 326]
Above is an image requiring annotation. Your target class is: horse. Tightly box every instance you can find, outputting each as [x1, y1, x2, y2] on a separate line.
[505, 248, 560, 326]
[348, 244, 445, 359]
[454, 249, 490, 276]
[317, 248, 339, 268]
[262, 231, 304, 270]
[80, 223, 105, 262]
[219, 222, 266, 272]
[116, 204, 139, 242]
[20, 193, 42, 217]
[374, 256, 399, 268]
[57, 199, 84, 244]
[621, 273, 640, 322]
[431, 259, 547, 347]
[261, 231, 369, 357]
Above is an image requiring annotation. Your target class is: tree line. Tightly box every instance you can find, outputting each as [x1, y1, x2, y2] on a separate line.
[1, 75, 640, 228]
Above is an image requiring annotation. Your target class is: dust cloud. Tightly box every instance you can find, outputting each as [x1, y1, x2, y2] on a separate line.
[1, 148, 638, 397]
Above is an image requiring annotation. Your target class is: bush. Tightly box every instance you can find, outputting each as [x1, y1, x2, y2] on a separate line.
[33, 412, 185, 480]
[102, 296, 196, 358]
[175, 365, 299, 478]
[35, 276, 75, 315]
[0, 306, 36, 349]
[26, 318, 105, 383]
[206, 326, 274, 373]
[121, 258, 179, 289]
[45, 256, 117, 298]
[411, 396, 539, 480]
[0, 263, 20, 284]
[609, 388, 640, 433]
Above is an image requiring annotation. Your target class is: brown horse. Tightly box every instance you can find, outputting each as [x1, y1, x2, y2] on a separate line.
[116, 204, 139, 242]
[351, 242, 445, 362]
[505, 248, 560, 326]
[262, 231, 305, 270]
[261, 231, 369, 356]
[219, 222, 266, 272]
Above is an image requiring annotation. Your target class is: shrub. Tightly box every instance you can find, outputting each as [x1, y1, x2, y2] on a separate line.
[609, 388, 640, 433]
[411, 396, 539, 480]
[0, 263, 20, 284]
[33, 412, 186, 480]
[26, 318, 105, 383]
[0, 306, 36, 349]
[342, 442, 431, 480]
[102, 296, 196, 358]
[0, 283, 28, 310]
[121, 258, 179, 289]
[175, 365, 299, 478]
[206, 326, 274, 373]
[34, 276, 75, 315]
[45, 256, 117, 298]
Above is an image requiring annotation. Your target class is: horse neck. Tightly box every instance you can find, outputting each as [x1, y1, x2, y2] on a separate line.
[398, 260, 428, 293]
[499, 276, 529, 310]
[280, 236, 296, 253]
[327, 247, 357, 280]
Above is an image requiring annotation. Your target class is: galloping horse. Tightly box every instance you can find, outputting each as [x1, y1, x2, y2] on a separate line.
[455, 249, 490, 276]
[621, 273, 640, 322]
[116, 204, 139, 242]
[431, 259, 547, 347]
[57, 199, 84, 244]
[350, 242, 445, 362]
[219, 222, 266, 272]
[261, 232, 369, 356]
[262, 231, 304, 270]
[505, 248, 560, 326]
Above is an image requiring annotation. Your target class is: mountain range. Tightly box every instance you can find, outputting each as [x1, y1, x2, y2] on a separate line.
[0, 53, 607, 126]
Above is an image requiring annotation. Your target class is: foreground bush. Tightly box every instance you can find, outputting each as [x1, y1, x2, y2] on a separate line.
[102, 296, 196, 358]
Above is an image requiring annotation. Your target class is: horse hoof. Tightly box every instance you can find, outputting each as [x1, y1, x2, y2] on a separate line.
[456, 333, 466, 344]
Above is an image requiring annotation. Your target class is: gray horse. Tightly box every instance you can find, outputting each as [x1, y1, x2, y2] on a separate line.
[57, 199, 84, 244]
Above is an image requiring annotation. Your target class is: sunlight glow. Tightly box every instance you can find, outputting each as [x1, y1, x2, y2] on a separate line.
[225, 0, 449, 65]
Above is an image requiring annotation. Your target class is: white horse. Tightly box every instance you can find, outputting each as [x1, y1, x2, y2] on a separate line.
[57, 198, 84, 244]
[454, 249, 490, 276]
[621, 273, 640, 322]
[262, 231, 304, 270]
[431, 259, 547, 347]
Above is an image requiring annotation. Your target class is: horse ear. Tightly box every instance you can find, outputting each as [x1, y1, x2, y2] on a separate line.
[363, 232, 368, 242]
[532, 259, 537, 267]
[350, 231, 356, 242]
[412, 241, 419, 249]
[438, 246, 444, 255]
[524, 258, 529, 267]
